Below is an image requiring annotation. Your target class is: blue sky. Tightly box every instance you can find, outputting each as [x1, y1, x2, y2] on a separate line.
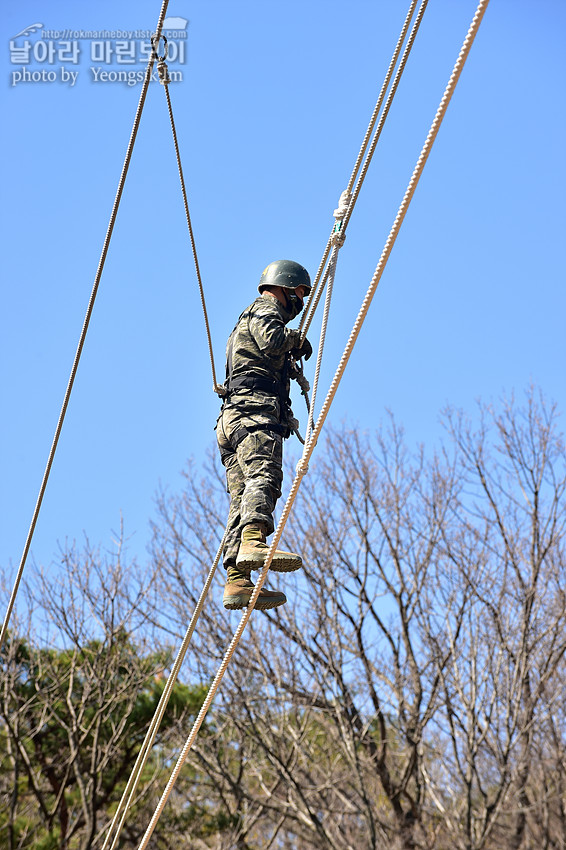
[1, 0, 565, 589]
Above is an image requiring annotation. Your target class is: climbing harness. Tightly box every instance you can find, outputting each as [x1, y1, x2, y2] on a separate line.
[221, 299, 299, 441]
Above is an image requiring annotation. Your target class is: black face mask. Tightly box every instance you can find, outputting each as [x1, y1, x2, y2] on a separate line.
[281, 290, 304, 321]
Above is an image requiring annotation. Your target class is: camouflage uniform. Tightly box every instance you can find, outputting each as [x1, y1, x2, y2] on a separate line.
[217, 293, 303, 571]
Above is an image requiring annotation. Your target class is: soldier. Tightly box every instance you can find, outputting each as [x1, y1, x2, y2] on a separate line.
[217, 260, 313, 611]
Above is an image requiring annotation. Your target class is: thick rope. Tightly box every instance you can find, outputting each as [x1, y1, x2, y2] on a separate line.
[0, 0, 171, 655]
[101, 529, 228, 850]
[301, 0, 431, 352]
[299, 0, 420, 339]
[299, 0, 490, 462]
[340, 0, 429, 237]
[136, 1, 490, 844]
[101, 68, 228, 848]
[301, 0, 429, 343]
[305, 248, 336, 444]
[304, 185, 348, 445]
[161, 79, 223, 396]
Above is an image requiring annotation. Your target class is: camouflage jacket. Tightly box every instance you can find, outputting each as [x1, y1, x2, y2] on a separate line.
[222, 293, 303, 425]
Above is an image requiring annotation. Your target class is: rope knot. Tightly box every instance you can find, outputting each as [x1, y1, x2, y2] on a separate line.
[296, 458, 309, 478]
[151, 34, 170, 84]
[331, 188, 351, 247]
[333, 189, 351, 220]
[331, 228, 346, 248]
[157, 59, 170, 85]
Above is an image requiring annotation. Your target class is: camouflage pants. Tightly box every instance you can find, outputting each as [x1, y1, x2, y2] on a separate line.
[217, 403, 284, 570]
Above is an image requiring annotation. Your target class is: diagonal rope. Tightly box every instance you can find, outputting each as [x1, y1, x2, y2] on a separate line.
[100, 529, 228, 850]
[0, 0, 171, 655]
[98, 53, 230, 850]
[102, 72, 230, 850]
[101, 83, 232, 850]
[161, 78, 223, 396]
[135, 1, 491, 845]
[301, 0, 430, 342]
[340, 0, 430, 237]
[302, 188, 350, 443]
[299, 0, 421, 339]
[300, 0, 429, 436]
[305, 246, 337, 444]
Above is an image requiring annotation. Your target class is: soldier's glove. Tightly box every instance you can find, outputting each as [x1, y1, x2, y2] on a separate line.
[291, 337, 313, 362]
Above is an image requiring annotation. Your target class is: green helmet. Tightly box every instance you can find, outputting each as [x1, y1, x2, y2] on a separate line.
[258, 260, 311, 295]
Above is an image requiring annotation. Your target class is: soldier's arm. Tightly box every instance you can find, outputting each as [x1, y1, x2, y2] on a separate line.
[249, 306, 300, 356]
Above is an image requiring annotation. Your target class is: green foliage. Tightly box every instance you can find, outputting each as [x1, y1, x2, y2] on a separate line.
[0, 631, 207, 850]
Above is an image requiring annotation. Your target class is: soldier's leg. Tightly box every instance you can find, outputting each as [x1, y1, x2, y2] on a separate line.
[234, 429, 302, 573]
[218, 413, 287, 610]
[223, 453, 244, 570]
[217, 415, 243, 570]
[237, 429, 283, 533]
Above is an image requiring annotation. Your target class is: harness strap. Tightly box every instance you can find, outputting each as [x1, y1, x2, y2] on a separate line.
[223, 302, 293, 435]
[226, 375, 279, 395]
[224, 303, 290, 408]
[219, 421, 287, 464]
[231, 421, 287, 447]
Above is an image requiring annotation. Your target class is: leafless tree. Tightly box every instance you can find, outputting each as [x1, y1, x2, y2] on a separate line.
[150, 388, 566, 850]
[0, 536, 204, 850]
[3, 387, 565, 850]
[425, 389, 566, 849]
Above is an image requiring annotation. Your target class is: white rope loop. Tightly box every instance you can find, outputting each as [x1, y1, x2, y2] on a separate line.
[330, 189, 351, 248]
[135, 1, 490, 844]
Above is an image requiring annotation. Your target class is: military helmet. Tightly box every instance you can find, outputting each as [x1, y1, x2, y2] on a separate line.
[258, 260, 311, 295]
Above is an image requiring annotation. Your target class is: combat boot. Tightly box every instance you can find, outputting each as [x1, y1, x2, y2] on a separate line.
[236, 523, 302, 573]
[223, 564, 287, 611]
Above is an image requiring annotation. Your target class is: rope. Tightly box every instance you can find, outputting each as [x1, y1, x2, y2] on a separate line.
[160, 72, 223, 396]
[300, 0, 490, 461]
[299, 0, 421, 339]
[340, 0, 430, 236]
[102, 67, 230, 849]
[301, 0, 430, 342]
[304, 193, 345, 445]
[0, 0, 171, 655]
[305, 247, 336, 444]
[136, 1, 490, 844]
[301, 0, 430, 345]
[100, 529, 228, 850]
[1, 0, 421, 653]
